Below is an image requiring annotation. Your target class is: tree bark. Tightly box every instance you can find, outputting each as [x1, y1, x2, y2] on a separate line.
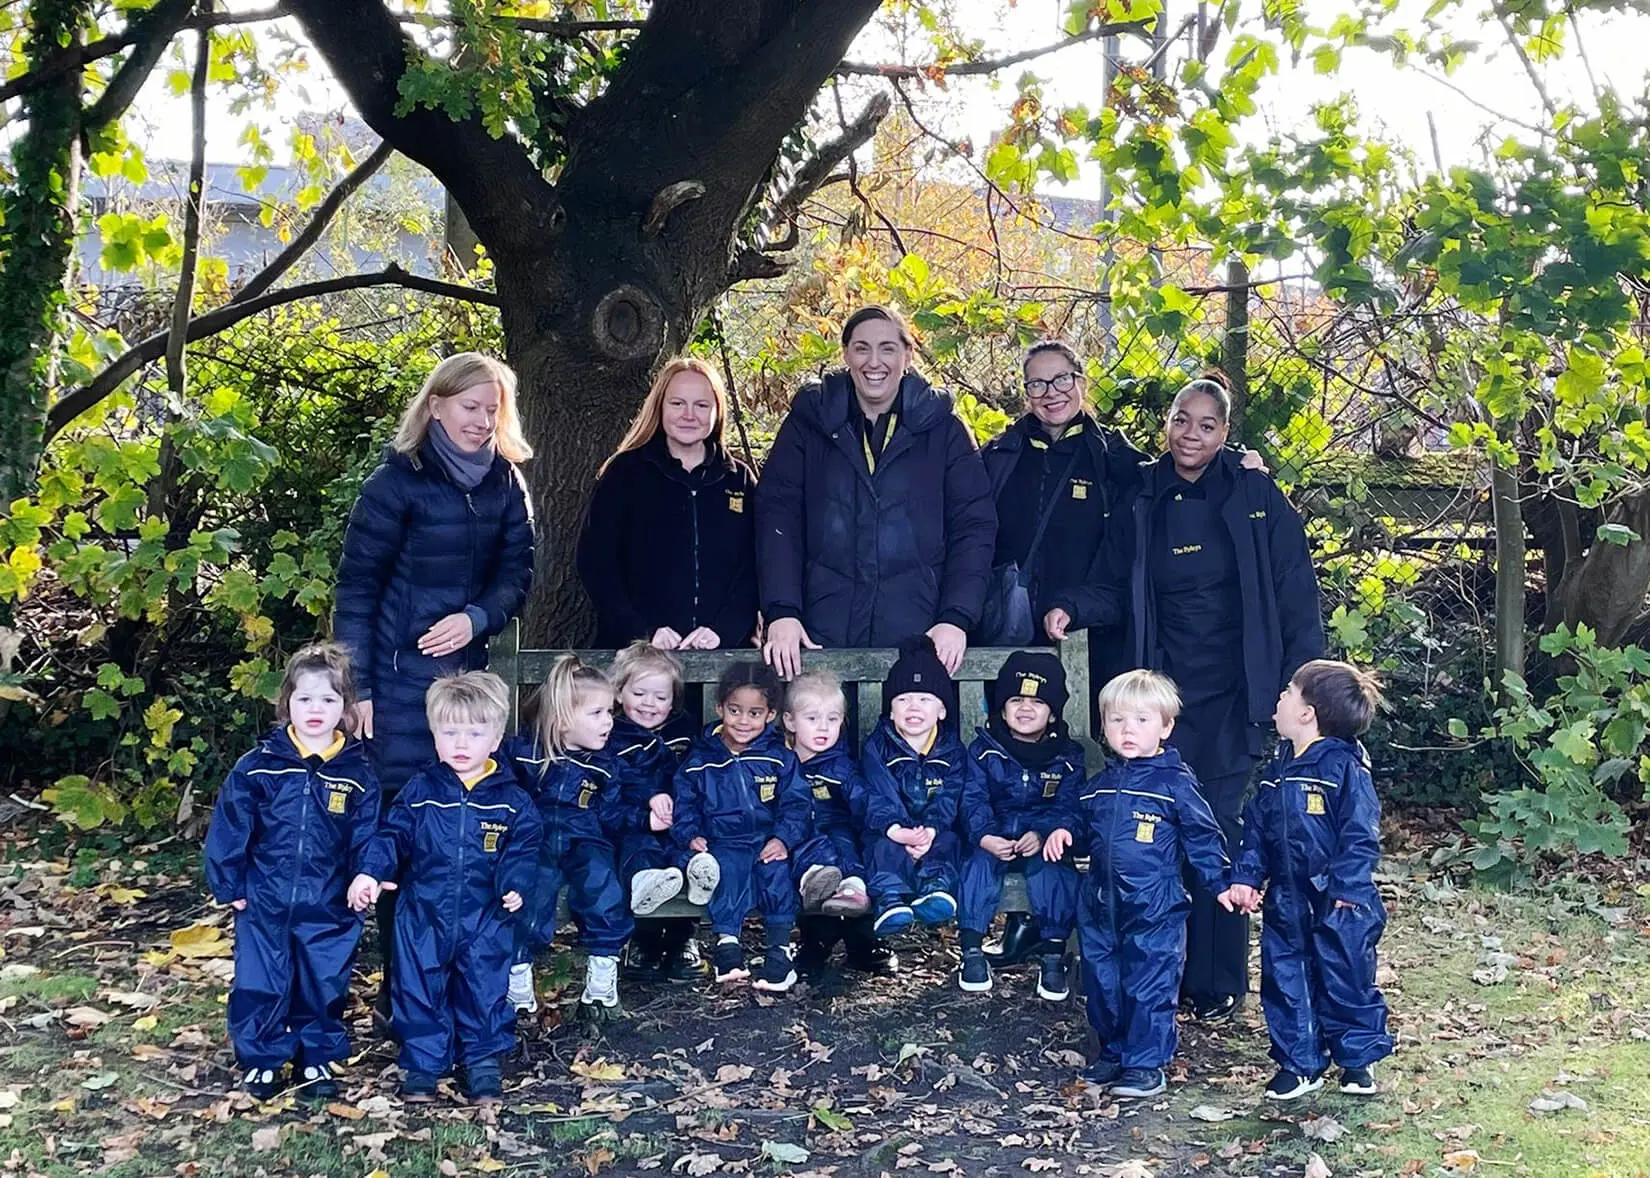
[1490, 429, 1527, 698]
[1548, 491, 1650, 647]
[285, 0, 886, 642]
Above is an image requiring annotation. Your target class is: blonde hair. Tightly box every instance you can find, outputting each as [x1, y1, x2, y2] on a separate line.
[609, 640, 683, 706]
[426, 671, 510, 730]
[277, 642, 356, 724]
[1097, 670, 1182, 724]
[533, 654, 615, 757]
[785, 670, 846, 715]
[392, 352, 534, 463]
[600, 357, 728, 476]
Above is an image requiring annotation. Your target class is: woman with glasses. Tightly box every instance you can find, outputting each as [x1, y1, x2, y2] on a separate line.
[1044, 370, 1324, 1024]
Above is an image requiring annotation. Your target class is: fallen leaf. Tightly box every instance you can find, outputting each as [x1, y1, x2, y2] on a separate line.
[761, 1141, 809, 1165]
[1302, 1114, 1347, 1143]
[1528, 1089, 1587, 1114]
[673, 1151, 722, 1176]
[81, 1073, 120, 1091]
[0, 1091, 20, 1110]
[250, 1126, 281, 1152]
[439, 1162, 460, 1177]
[582, 1146, 616, 1174]
[63, 1006, 111, 1028]
[571, 1057, 627, 1082]
[926, 1162, 956, 1174]
[476, 1157, 507, 1174]
[811, 1103, 852, 1132]
[1188, 1104, 1238, 1122]
[1095, 1163, 1154, 1178]
[1304, 1153, 1332, 1178]
[1440, 1151, 1480, 1173]
[170, 924, 232, 959]
[132, 1015, 158, 1032]
[325, 1102, 366, 1120]
[103, 990, 160, 1011]
[715, 1064, 754, 1083]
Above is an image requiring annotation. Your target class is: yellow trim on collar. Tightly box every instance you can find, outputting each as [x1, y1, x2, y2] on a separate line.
[290, 726, 346, 762]
[461, 757, 499, 789]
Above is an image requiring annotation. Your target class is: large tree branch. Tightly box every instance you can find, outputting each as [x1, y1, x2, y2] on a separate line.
[283, 0, 555, 256]
[87, 0, 199, 131]
[766, 91, 888, 233]
[44, 266, 498, 442]
[836, 21, 1150, 78]
[165, 11, 210, 400]
[393, 13, 646, 36]
[231, 138, 395, 304]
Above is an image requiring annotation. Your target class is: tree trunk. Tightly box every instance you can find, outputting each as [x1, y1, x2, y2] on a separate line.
[1490, 433, 1526, 697]
[1549, 490, 1650, 647]
[0, 0, 89, 502]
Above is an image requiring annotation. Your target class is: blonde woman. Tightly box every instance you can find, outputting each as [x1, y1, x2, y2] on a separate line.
[577, 356, 758, 650]
[334, 352, 536, 794]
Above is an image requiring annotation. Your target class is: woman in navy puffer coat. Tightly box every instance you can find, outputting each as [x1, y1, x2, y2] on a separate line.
[334, 352, 536, 795]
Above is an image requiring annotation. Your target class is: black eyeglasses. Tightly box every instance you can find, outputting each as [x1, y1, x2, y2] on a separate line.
[1024, 371, 1082, 398]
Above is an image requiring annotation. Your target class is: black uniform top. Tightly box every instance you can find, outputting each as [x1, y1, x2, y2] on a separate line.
[576, 433, 758, 650]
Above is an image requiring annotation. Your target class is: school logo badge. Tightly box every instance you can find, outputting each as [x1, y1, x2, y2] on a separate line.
[1135, 821, 1155, 844]
[1041, 771, 1062, 799]
[812, 784, 832, 801]
[1305, 792, 1326, 815]
[327, 789, 348, 814]
[577, 784, 596, 810]
[1071, 480, 1089, 500]
[727, 492, 744, 513]
[1019, 676, 1042, 698]
[757, 775, 777, 803]
[480, 820, 508, 853]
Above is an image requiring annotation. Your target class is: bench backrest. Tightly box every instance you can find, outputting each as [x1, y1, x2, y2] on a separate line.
[488, 623, 1093, 754]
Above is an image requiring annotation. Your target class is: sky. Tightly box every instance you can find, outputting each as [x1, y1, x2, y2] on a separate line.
[118, 0, 1650, 195]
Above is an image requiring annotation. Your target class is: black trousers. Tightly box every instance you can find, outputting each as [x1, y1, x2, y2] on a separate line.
[1179, 768, 1250, 1001]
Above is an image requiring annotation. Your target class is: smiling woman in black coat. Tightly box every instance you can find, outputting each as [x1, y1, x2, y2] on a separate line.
[577, 357, 758, 651]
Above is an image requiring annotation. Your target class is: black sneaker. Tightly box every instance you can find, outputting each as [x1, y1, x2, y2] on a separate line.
[712, 939, 749, 983]
[1036, 953, 1070, 1002]
[1109, 1067, 1167, 1098]
[1263, 1068, 1324, 1101]
[957, 947, 992, 993]
[1191, 994, 1241, 1023]
[241, 1066, 285, 1101]
[1339, 1065, 1377, 1095]
[1081, 1058, 1122, 1086]
[402, 1070, 439, 1103]
[666, 936, 708, 984]
[295, 1060, 338, 1100]
[752, 945, 797, 993]
[845, 939, 899, 976]
[463, 1057, 503, 1104]
[983, 911, 1039, 966]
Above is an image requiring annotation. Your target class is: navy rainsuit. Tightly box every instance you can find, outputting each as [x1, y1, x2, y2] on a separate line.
[672, 724, 814, 936]
[1233, 738, 1392, 1077]
[206, 728, 379, 1070]
[503, 737, 633, 961]
[361, 760, 541, 1077]
[1063, 748, 1230, 1070]
[798, 738, 872, 882]
[610, 712, 694, 880]
[860, 718, 968, 913]
[755, 371, 997, 646]
[957, 727, 1083, 939]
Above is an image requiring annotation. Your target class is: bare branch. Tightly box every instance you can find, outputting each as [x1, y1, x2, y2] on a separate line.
[393, 12, 645, 36]
[767, 92, 888, 233]
[89, 0, 198, 130]
[836, 21, 1149, 78]
[231, 139, 395, 304]
[1492, 0, 1559, 119]
[45, 266, 498, 442]
[728, 246, 788, 284]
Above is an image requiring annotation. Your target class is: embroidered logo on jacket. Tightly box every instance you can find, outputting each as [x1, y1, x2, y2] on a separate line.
[577, 783, 597, 810]
[1304, 790, 1326, 815]
[1172, 544, 1203, 556]
[327, 789, 348, 814]
[925, 775, 945, 798]
[480, 820, 509, 853]
[728, 492, 745, 513]
[812, 783, 832, 801]
[1132, 810, 1162, 844]
[1070, 480, 1090, 500]
[1041, 770, 1063, 799]
[756, 773, 778, 804]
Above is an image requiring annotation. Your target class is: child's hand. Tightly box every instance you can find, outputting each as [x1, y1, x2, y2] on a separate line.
[347, 874, 379, 911]
[1013, 831, 1043, 858]
[230, 898, 247, 911]
[759, 837, 788, 863]
[501, 890, 523, 912]
[905, 842, 927, 861]
[648, 793, 674, 830]
[1333, 898, 1357, 910]
[979, 835, 1016, 861]
[1043, 828, 1072, 862]
[690, 837, 708, 853]
[1219, 884, 1260, 913]
[918, 826, 937, 850]
[888, 826, 918, 847]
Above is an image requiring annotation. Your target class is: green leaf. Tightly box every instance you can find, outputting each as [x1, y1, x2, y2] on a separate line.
[1447, 717, 1469, 739]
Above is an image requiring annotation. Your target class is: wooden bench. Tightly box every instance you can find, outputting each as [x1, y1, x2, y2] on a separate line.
[488, 624, 1095, 923]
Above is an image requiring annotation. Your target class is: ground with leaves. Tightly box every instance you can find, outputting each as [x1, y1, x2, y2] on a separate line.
[1, 819, 1648, 1178]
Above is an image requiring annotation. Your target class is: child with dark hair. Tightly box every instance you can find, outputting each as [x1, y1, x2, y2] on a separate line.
[957, 651, 1083, 1000]
[206, 643, 379, 1101]
[1222, 659, 1392, 1101]
[672, 661, 815, 991]
[861, 636, 968, 937]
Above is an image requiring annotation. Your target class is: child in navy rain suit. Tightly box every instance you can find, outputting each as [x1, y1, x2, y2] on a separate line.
[502, 656, 635, 1015]
[862, 636, 968, 937]
[957, 651, 1083, 1001]
[608, 641, 705, 982]
[206, 644, 379, 1102]
[785, 671, 878, 973]
[350, 673, 540, 1103]
[672, 661, 819, 992]
[1045, 670, 1232, 1099]
[1222, 659, 1393, 1101]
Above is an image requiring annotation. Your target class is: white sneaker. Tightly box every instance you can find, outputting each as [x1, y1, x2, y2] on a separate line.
[685, 852, 721, 905]
[581, 954, 620, 1008]
[631, 867, 685, 915]
[508, 962, 538, 1013]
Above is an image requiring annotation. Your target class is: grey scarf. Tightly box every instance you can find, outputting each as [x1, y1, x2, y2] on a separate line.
[427, 420, 496, 491]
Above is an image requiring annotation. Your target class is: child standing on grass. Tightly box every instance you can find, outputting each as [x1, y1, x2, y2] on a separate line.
[957, 651, 1083, 1001]
[206, 643, 380, 1102]
[784, 671, 877, 973]
[609, 641, 706, 983]
[502, 656, 634, 1015]
[348, 673, 540, 1104]
[1044, 670, 1232, 1099]
[673, 661, 819, 991]
[861, 636, 968, 938]
[1221, 659, 1393, 1101]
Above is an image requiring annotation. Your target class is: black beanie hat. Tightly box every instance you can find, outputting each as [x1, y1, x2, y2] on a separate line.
[884, 635, 955, 711]
[989, 650, 1069, 719]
